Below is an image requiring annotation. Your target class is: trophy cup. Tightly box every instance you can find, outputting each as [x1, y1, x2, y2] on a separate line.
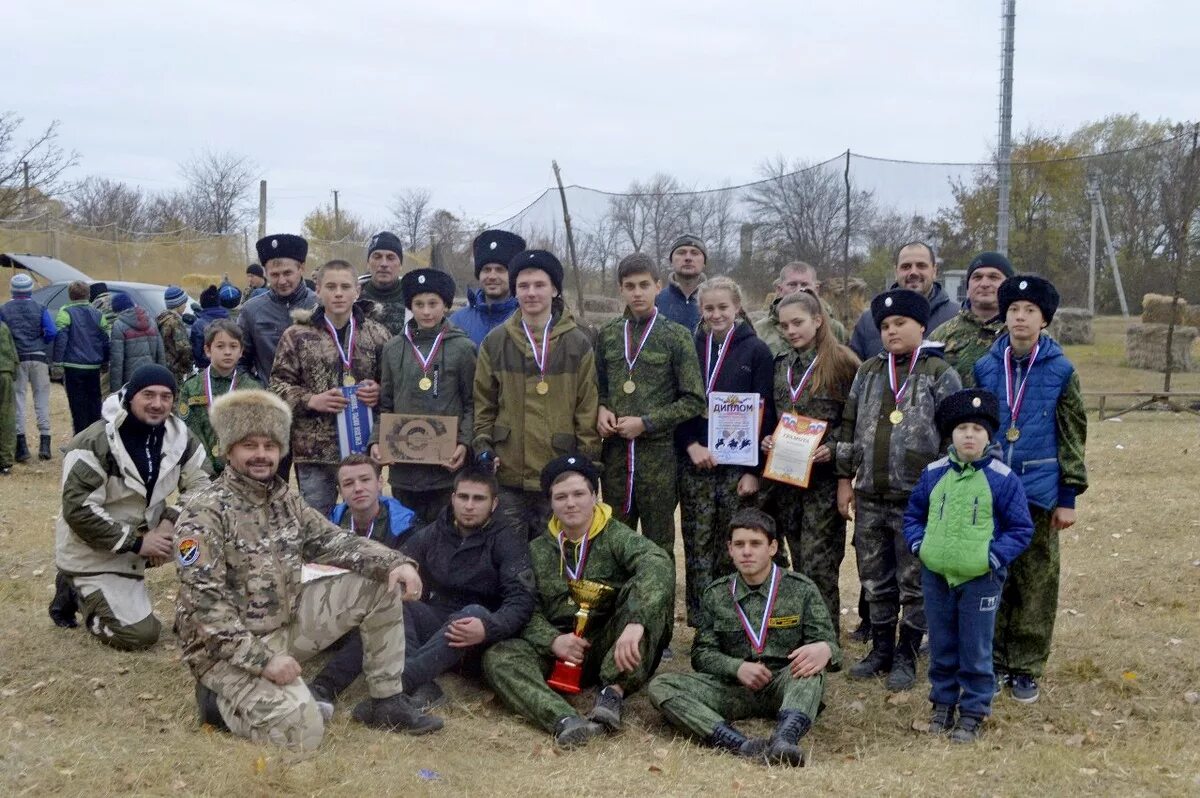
[546, 579, 615, 694]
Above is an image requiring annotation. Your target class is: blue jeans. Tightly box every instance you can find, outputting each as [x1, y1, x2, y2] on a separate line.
[922, 566, 1004, 718]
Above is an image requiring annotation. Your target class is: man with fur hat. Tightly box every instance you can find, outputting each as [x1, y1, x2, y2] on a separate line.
[360, 231, 411, 336]
[238, 234, 318, 383]
[473, 250, 600, 539]
[482, 454, 674, 748]
[2, 272, 56, 461]
[174, 389, 442, 751]
[52, 363, 211, 644]
[654, 234, 708, 332]
[270, 258, 391, 515]
[450, 229, 525, 346]
[929, 251, 1015, 383]
[157, 285, 194, 386]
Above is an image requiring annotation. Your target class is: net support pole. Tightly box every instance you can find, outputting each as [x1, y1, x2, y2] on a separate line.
[842, 150, 852, 326]
[1087, 175, 1098, 314]
[552, 160, 586, 321]
[113, 223, 123, 280]
[257, 180, 267, 241]
[996, 0, 1016, 254]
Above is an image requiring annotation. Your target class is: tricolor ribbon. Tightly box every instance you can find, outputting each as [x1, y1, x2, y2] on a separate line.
[405, 325, 446, 381]
[557, 529, 590, 581]
[203, 366, 237, 406]
[704, 325, 737, 395]
[786, 354, 819, 407]
[351, 515, 375, 541]
[1004, 341, 1041, 432]
[522, 316, 553, 383]
[624, 439, 636, 514]
[887, 346, 922, 411]
[730, 563, 781, 655]
[623, 309, 658, 377]
[324, 315, 358, 377]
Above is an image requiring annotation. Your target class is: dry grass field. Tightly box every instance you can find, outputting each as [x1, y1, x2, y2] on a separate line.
[1, 319, 1198, 796]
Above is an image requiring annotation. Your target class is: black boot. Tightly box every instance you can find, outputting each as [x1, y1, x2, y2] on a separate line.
[848, 590, 871, 642]
[38, 434, 52, 460]
[708, 722, 769, 759]
[15, 435, 29, 463]
[887, 625, 922, 692]
[48, 571, 79, 628]
[764, 710, 811, 766]
[849, 623, 895, 679]
[194, 682, 229, 731]
[352, 693, 443, 735]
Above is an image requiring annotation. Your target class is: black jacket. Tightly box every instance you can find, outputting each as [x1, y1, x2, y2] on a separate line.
[400, 507, 536, 643]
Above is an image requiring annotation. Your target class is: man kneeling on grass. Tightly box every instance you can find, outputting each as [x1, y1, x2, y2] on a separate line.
[173, 389, 441, 752]
[648, 508, 839, 766]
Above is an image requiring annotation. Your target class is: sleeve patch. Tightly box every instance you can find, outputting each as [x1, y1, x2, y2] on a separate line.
[768, 614, 801, 629]
[177, 536, 202, 567]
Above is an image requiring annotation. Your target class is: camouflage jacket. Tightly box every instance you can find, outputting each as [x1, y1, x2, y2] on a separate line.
[0, 320, 16, 375]
[693, 569, 842, 679]
[594, 309, 704, 444]
[835, 344, 962, 499]
[928, 308, 1005, 386]
[754, 295, 848, 357]
[177, 368, 264, 476]
[156, 309, 194, 385]
[520, 507, 674, 658]
[269, 300, 392, 465]
[473, 299, 601, 491]
[174, 467, 412, 678]
[770, 346, 855, 482]
[359, 279, 410, 338]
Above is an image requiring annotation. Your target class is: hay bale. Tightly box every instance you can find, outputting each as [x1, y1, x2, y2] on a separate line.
[1141, 293, 1189, 325]
[1185, 306, 1200, 328]
[1049, 307, 1093, 345]
[1125, 323, 1198, 372]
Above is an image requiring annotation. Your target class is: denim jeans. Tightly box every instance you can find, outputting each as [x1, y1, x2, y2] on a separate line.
[922, 566, 1004, 718]
[295, 463, 339, 517]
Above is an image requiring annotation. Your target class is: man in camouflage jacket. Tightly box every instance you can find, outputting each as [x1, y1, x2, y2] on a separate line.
[928, 251, 1015, 384]
[156, 287, 194, 385]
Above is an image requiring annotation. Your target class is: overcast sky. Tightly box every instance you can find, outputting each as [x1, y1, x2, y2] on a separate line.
[8, 0, 1197, 234]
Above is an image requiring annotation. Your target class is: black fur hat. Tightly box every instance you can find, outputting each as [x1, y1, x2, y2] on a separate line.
[255, 233, 308, 265]
[936, 388, 1000, 438]
[509, 250, 563, 296]
[401, 269, 456, 309]
[473, 230, 526, 278]
[541, 453, 600, 497]
[871, 288, 930, 330]
[998, 274, 1060, 324]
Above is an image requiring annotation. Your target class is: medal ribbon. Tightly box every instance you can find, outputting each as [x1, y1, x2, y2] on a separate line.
[786, 354, 820, 407]
[557, 529, 590, 581]
[324, 315, 357, 375]
[522, 316, 553, 382]
[624, 439, 636, 514]
[623, 309, 659, 377]
[704, 325, 737, 394]
[203, 366, 237, 406]
[730, 563, 781, 655]
[405, 326, 446, 379]
[887, 347, 922, 410]
[1003, 342, 1041, 431]
[351, 515, 375, 541]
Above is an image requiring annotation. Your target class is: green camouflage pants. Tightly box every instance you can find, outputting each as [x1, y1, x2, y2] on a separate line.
[853, 493, 925, 633]
[0, 373, 14, 467]
[648, 669, 824, 739]
[773, 475, 845, 635]
[601, 437, 679, 558]
[679, 463, 756, 627]
[482, 586, 670, 733]
[994, 506, 1058, 677]
[200, 572, 406, 752]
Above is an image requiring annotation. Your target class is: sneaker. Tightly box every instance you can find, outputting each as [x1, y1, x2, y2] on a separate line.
[352, 693, 443, 735]
[950, 714, 983, 743]
[1010, 674, 1040, 704]
[587, 685, 623, 731]
[408, 681, 447, 711]
[993, 669, 1012, 697]
[928, 703, 955, 735]
[554, 715, 604, 748]
[309, 683, 335, 723]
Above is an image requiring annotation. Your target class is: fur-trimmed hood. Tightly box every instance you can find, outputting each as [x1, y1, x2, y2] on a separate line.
[290, 298, 383, 327]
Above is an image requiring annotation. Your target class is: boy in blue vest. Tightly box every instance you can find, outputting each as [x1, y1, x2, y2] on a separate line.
[972, 275, 1088, 704]
[904, 388, 1033, 741]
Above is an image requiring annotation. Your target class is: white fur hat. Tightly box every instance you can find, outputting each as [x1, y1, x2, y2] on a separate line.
[209, 389, 292, 458]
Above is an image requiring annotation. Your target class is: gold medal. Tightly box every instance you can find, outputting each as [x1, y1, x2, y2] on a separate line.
[343, 374, 356, 387]
[419, 376, 433, 391]
[1005, 427, 1021, 442]
[623, 379, 636, 395]
[536, 380, 550, 395]
[889, 409, 904, 425]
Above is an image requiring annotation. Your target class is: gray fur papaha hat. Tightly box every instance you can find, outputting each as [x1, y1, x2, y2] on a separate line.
[209, 389, 292, 458]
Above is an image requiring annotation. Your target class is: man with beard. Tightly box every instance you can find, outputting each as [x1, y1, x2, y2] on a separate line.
[360, 231, 410, 337]
[654, 234, 707, 332]
[848, 242, 957, 361]
[450, 229, 525, 346]
[929, 252, 1015, 383]
[238, 234, 319, 383]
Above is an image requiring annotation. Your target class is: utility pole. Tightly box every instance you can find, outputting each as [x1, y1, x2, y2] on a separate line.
[22, 160, 30, 217]
[1086, 173, 1099, 314]
[996, 0, 1016, 254]
[332, 190, 340, 239]
[257, 180, 267, 241]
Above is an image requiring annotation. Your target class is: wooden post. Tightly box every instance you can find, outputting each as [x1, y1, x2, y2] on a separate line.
[842, 150, 852, 326]
[552, 160, 586, 321]
[113, 223, 123, 280]
[257, 180, 267, 241]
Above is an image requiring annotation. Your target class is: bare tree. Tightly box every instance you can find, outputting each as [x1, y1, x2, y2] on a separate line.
[0, 113, 78, 219]
[67, 177, 146, 230]
[391, 188, 433, 251]
[179, 150, 256, 234]
[302, 202, 373, 242]
[143, 190, 195, 233]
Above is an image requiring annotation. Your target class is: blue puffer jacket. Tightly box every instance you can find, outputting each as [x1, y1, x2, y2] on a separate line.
[973, 333, 1075, 510]
[449, 289, 518, 347]
[0, 297, 56, 361]
[328, 497, 417, 549]
[190, 307, 230, 367]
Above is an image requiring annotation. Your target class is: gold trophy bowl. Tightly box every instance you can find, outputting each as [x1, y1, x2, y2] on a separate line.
[546, 579, 615, 694]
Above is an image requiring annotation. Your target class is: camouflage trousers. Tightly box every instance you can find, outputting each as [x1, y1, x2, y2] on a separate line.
[853, 493, 925, 634]
[648, 669, 825, 739]
[772, 475, 845, 635]
[482, 584, 671, 734]
[679, 463, 757, 627]
[601, 437, 679, 558]
[994, 506, 1058, 677]
[200, 572, 406, 752]
[0, 373, 14, 467]
[496, 486, 551, 541]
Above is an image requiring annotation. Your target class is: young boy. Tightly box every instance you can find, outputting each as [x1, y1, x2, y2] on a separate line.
[835, 289, 962, 691]
[158, 285, 194, 385]
[328, 453, 417, 548]
[972, 275, 1087, 704]
[595, 252, 705, 558]
[53, 280, 111, 434]
[177, 320, 264, 475]
[369, 268, 476, 526]
[648, 508, 838, 766]
[903, 388, 1033, 741]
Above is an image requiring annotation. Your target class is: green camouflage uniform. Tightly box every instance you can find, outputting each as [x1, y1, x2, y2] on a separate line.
[482, 508, 675, 733]
[767, 346, 854, 634]
[156, 309, 195, 386]
[174, 467, 412, 752]
[648, 569, 841, 739]
[595, 310, 704, 556]
[754, 295, 848, 358]
[359, 279, 409, 338]
[0, 321, 16, 468]
[177, 368, 264, 476]
[928, 309, 1005, 386]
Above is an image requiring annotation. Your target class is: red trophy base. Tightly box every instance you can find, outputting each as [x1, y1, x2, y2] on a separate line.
[546, 659, 583, 694]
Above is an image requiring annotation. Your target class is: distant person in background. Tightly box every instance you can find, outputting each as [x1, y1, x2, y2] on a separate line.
[848, 242, 957, 361]
[360, 231, 409, 337]
[109, 292, 166, 392]
[929, 251, 1015, 384]
[238, 234, 318, 383]
[157, 285, 194, 386]
[218, 281, 243, 322]
[245, 263, 266, 294]
[450, 229, 526, 346]
[190, 285, 227, 368]
[2, 273, 56, 461]
[755, 262, 847, 355]
[53, 281, 110, 433]
[654, 235, 708, 332]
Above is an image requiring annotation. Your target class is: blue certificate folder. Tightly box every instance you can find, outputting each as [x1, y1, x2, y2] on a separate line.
[337, 386, 373, 458]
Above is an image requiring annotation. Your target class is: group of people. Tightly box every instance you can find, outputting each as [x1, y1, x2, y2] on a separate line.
[42, 227, 1086, 764]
